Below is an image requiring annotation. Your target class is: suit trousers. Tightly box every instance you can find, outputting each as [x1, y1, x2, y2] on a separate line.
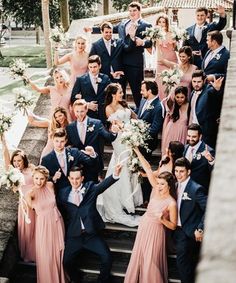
[63, 233, 112, 283]
[123, 65, 143, 108]
[174, 227, 200, 283]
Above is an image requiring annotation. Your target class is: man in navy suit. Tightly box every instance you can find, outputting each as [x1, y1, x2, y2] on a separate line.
[71, 55, 111, 124]
[89, 21, 135, 92]
[189, 70, 224, 148]
[137, 80, 164, 204]
[174, 157, 207, 283]
[112, 1, 152, 107]
[58, 164, 122, 283]
[202, 30, 230, 77]
[41, 128, 98, 192]
[183, 5, 226, 68]
[184, 124, 215, 193]
[66, 99, 118, 176]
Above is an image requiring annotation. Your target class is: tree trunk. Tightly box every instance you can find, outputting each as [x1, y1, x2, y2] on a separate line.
[35, 26, 41, 45]
[60, 0, 70, 31]
[103, 0, 109, 15]
[41, 0, 52, 68]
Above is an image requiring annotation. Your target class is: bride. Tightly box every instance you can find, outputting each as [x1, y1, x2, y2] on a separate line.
[97, 83, 142, 227]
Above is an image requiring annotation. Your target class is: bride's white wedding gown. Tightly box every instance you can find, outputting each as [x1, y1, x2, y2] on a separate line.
[97, 108, 143, 227]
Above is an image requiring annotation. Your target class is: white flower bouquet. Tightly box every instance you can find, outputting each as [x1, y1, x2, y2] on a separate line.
[160, 67, 183, 95]
[0, 165, 25, 193]
[50, 25, 69, 46]
[9, 59, 30, 84]
[142, 26, 165, 43]
[170, 26, 189, 43]
[0, 112, 13, 136]
[13, 87, 35, 115]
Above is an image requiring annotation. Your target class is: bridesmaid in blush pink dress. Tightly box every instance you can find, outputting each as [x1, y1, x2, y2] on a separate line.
[124, 148, 177, 283]
[26, 166, 66, 283]
[54, 35, 88, 86]
[161, 86, 189, 156]
[26, 68, 72, 120]
[2, 137, 36, 262]
[154, 13, 178, 100]
[27, 106, 69, 159]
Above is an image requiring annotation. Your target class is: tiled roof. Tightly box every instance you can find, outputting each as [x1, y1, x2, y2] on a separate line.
[156, 0, 233, 10]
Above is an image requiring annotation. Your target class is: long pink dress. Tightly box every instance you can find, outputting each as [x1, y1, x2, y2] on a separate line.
[32, 185, 65, 283]
[18, 168, 36, 262]
[156, 39, 178, 101]
[69, 51, 88, 85]
[161, 100, 189, 155]
[48, 86, 72, 121]
[124, 195, 173, 283]
[179, 64, 197, 99]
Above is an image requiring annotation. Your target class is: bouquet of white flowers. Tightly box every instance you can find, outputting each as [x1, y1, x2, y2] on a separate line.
[120, 119, 150, 173]
[9, 58, 30, 79]
[142, 26, 165, 43]
[171, 26, 189, 43]
[13, 88, 35, 115]
[160, 68, 183, 95]
[0, 112, 13, 136]
[50, 25, 69, 46]
[0, 165, 25, 192]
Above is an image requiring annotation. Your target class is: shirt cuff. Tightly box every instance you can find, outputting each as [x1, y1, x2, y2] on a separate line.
[112, 173, 120, 180]
[208, 159, 215, 166]
[90, 153, 97, 158]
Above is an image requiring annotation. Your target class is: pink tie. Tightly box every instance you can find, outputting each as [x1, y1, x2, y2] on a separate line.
[72, 190, 80, 206]
[58, 153, 66, 175]
[189, 147, 195, 163]
[79, 122, 86, 144]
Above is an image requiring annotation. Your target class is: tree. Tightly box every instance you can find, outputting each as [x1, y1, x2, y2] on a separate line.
[68, 0, 100, 19]
[59, 0, 70, 31]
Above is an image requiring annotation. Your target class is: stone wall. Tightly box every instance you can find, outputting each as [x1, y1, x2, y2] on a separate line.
[196, 30, 236, 283]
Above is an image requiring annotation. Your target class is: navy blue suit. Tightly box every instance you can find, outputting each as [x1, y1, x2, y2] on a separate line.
[41, 147, 98, 191]
[189, 85, 221, 148]
[113, 19, 152, 107]
[183, 16, 226, 68]
[202, 46, 230, 77]
[71, 72, 111, 124]
[184, 141, 215, 192]
[66, 117, 117, 171]
[58, 175, 119, 283]
[175, 178, 207, 283]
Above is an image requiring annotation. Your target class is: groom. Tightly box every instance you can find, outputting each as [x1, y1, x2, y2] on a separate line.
[58, 164, 122, 283]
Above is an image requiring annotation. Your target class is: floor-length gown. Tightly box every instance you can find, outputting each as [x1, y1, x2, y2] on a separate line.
[18, 167, 36, 262]
[124, 194, 173, 283]
[155, 39, 178, 101]
[32, 185, 65, 283]
[69, 51, 88, 85]
[97, 108, 143, 227]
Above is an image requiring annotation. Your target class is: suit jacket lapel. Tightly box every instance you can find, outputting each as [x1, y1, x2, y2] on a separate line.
[84, 117, 94, 144]
[87, 74, 97, 95]
[97, 74, 103, 96]
[52, 150, 62, 172]
[72, 121, 84, 147]
[138, 99, 146, 118]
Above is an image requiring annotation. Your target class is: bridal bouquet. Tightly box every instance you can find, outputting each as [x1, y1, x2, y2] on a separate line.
[160, 67, 183, 95]
[0, 165, 25, 193]
[9, 59, 30, 78]
[170, 26, 189, 43]
[13, 87, 35, 115]
[142, 26, 165, 43]
[120, 119, 150, 173]
[0, 112, 13, 136]
[50, 25, 69, 45]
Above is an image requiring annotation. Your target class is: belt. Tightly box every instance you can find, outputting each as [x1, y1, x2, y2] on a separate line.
[81, 229, 86, 234]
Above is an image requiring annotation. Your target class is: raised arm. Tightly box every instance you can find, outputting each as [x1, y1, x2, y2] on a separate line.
[54, 49, 71, 66]
[27, 77, 50, 95]
[1, 134, 11, 169]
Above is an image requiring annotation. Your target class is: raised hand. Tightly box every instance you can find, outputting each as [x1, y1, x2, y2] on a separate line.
[210, 76, 224, 91]
[216, 5, 225, 17]
[84, 27, 92, 33]
[202, 144, 214, 162]
[82, 146, 96, 157]
[52, 168, 62, 183]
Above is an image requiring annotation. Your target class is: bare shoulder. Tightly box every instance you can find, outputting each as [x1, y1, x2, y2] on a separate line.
[46, 181, 54, 190]
[169, 198, 177, 208]
[105, 105, 115, 118]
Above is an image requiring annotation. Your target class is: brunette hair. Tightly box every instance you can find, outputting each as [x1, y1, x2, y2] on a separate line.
[69, 165, 84, 177]
[10, 150, 29, 169]
[51, 106, 69, 131]
[104, 83, 128, 110]
[52, 128, 67, 139]
[178, 46, 193, 63]
[171, 86, 188, 122]
[196, 7, 208, 15]
[141, 80, 158, 96]
[207, 30, 223, 45]
[192, 70, 206, 81]
[158, 171, 176, 199]
[156, 13, 170, 32]
[188, 123, 202, 135]
[160, 141, 184, 170]
[100, 21, 113, 31]
[129, 1, 142, 11]
[174, 157, 191, 171]
[88, 55, 101, 66]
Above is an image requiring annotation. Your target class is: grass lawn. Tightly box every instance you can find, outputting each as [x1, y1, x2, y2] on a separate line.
[0, 45, 47, 68]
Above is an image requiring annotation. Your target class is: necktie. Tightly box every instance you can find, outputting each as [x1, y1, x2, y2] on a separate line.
[195, 26, 202, 43]
[93, 76, 98, 93]
[79, 122, 86, 144]
[72, 190, 80, 206]
[177, 183, 182, 226]
[58, 153, 66, 175]
[105, 40, 111, 55]
[141, 101, 149, 116]
[188, 147, 195, 163]
[204, 51, 214, 68]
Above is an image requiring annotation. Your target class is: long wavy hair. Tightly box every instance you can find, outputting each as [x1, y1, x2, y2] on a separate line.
[178, 46, 193, 64]
[155, 13, 170, 32]
[50, 107, 69, 137]
[104, 83, 128, 110]
[157, 171, 176, 199]
[171, 86, 188, 123]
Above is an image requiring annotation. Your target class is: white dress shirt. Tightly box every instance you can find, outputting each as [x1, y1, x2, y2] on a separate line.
[55, 149, 67, 175]
[185, 141, 202, 163]
[68, 184, 85, 229]
[103, 38, 111, 55]
[140, 96, 157, 116]
[189, 90, 201, 125]
[77, 117, 88, 143]
[194, 24, 204, 43]
[89, 72, 99, 93]
[204, 45, 224, 68]
[177, 176, 190, 226]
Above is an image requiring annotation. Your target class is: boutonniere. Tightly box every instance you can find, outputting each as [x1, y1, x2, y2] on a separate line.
[214, 53, 221, 60]
[87, 124, 95, 132]
[80, 187, 86, 195]
[193, 153, 202, 160]
[111, 41, 117, 48]
[67, 152, 74, 162]
[96, 77, 102, 84]
[146, 104, 154, 111]
[202, 25, 207, 31]
[182, 192, 192, 201]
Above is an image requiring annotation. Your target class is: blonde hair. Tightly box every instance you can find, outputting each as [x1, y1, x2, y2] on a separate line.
[53, 68, 70, 87]
[73, 99, 88, 109]
[50, 106, 69, 131]
[74, 35, 87, 48]
[32, 165, 49, 180]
